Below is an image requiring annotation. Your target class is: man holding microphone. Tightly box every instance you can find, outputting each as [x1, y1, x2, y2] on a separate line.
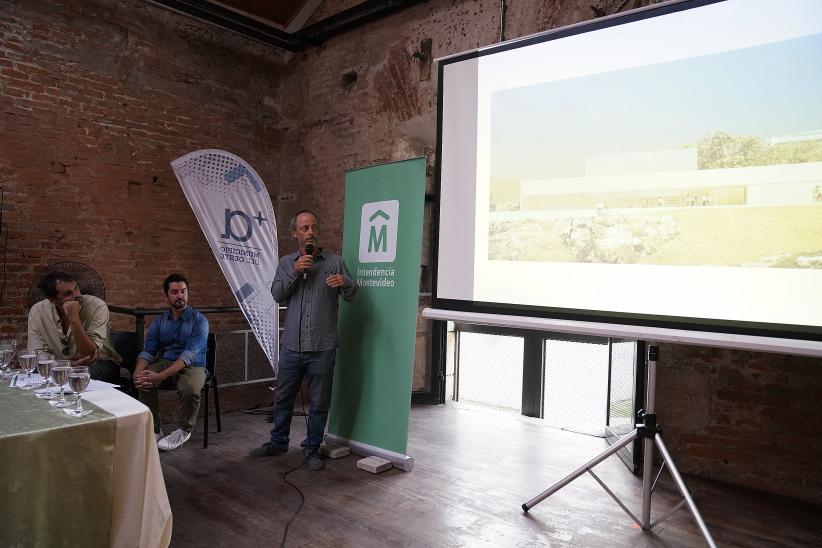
[250, 209, 358, 471]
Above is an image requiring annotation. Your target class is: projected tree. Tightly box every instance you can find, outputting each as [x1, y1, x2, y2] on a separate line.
[697, 131, 822, 169]
[697, 132, 766, 169]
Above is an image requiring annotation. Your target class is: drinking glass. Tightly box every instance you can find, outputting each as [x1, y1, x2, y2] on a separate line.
[3, 339, 18, 380]
[29, 352, 54, 389]
[0, 338, 18, 358]
[17, 349, 39, 389]
[34, 353, 56, 397]
[0, 344, 13, 382]
[66, 366, 92, 417]
[49, 361, 72, 408]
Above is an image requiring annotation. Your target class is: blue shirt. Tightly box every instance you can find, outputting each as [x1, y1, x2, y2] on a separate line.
[137, 306, 209, 367]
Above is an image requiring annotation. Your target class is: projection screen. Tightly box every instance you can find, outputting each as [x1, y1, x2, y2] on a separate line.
[433, 0, 822, 341]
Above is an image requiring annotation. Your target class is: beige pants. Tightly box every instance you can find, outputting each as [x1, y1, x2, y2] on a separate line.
[139, 359, 207, 433]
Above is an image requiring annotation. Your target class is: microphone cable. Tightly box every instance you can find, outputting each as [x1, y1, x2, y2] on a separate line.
[279, 370, 312, 548]
[279, 263, 317, 546]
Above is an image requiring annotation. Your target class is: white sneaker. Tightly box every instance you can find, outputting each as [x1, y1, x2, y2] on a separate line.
[157, 428, 191, 451]
[154, 429, 164, 442]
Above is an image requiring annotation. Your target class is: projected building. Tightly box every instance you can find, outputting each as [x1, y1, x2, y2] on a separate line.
[519, 151, 822, 213]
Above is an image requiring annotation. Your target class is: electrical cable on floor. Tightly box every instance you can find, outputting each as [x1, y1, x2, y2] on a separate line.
[243, 406, 273, 415]
[279, 386, 310, 548]
[278, 459, 305, 548]
[243, 405, 306, 420]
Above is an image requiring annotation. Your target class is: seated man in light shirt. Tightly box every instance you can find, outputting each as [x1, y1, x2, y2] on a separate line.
[27, 271, 123, 384]
[133, 273, 209, 452]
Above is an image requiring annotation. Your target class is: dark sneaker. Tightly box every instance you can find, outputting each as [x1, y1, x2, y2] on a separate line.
[249, 442, 288, 457]
[303, 449, 324, 471]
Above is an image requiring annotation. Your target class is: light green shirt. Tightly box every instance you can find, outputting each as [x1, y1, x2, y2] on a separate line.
[27, 295, 122, 365]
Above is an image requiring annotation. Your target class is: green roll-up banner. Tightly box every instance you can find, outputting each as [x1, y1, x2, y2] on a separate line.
[326, 157, 426, 471]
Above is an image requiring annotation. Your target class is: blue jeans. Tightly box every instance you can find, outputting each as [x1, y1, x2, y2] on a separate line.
[269, 347, 336, 452]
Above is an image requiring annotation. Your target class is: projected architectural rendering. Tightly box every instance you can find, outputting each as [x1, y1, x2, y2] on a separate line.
[488, 33, 822, 268]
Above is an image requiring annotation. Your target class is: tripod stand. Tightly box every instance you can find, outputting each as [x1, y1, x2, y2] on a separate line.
[521, 344, 717, 548]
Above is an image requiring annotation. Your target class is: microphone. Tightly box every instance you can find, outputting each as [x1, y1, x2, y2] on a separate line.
[303, 243, 314, 280]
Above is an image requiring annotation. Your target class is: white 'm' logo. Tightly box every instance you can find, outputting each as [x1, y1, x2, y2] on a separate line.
[359, 200, 399, 263]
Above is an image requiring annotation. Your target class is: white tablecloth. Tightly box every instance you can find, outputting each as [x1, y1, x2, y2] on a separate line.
[85, 389, 173, 548]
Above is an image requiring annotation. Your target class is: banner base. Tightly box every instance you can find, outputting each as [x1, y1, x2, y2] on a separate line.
[325, 433, 414, 472]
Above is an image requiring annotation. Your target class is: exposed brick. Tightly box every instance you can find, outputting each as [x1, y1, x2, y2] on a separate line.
[2, 0, 821, 508]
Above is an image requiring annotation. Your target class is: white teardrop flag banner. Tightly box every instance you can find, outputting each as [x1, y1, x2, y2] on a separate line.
[171, 149, 279, 373]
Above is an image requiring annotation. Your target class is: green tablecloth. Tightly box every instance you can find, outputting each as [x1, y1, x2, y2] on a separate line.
[0, 385, 117, 548]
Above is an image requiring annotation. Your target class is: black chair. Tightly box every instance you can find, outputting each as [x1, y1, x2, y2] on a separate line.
[109, 330, 221, 448]
[201, 333, 222, 448]
[109, 329, 140, 396]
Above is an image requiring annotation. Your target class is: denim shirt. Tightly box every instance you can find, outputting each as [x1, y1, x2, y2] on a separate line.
[272, 249, 357, 352]
[137, 306, 209, 367]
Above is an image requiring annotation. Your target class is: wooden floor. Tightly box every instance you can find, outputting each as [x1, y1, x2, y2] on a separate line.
[159, 403, 822, 547]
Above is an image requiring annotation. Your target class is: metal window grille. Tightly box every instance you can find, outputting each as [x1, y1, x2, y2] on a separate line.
[608, 340, 637, 436]
[456, 331, 523, 413]
[543, 337, 609, 436]
[213, 330, 276, 386]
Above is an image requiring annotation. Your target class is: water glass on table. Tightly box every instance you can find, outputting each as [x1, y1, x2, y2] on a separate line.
[65, 366, 92, 417]
[0, 339, 18, 353]
[0, 343, 14, 383]
[18, 349, 39, 389]
[29, 352, 54, 389]
[34, 353, 57, 398]
[49, 361, 72, 408]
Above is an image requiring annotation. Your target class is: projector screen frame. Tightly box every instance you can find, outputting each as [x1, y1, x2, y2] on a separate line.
[431, 0, 822, 344]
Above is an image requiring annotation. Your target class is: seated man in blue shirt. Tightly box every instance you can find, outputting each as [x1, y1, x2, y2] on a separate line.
[133, 273, 209, 452]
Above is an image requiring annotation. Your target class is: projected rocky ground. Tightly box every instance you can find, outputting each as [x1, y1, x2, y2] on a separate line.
[488, 205, 822, 267]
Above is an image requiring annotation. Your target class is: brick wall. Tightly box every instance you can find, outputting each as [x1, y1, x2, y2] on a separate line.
[2, 0, 821, 505]
[657, 343, 822, 504]
[0, 0, 289, 335]
[276, 0, 822, 505]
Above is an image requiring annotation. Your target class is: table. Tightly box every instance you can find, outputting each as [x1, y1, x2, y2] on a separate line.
[0, 385, 172, 548]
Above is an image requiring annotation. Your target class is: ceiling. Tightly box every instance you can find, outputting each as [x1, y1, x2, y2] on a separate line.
[151, 0, 424, 51]
[198, 0, 322, 33]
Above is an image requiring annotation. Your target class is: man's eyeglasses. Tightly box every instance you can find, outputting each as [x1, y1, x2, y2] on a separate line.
[297, 225, 319, 233]
[60, 335, 71, 356]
